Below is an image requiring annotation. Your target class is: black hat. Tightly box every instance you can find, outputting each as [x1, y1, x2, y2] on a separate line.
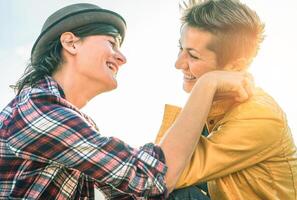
[31, 3, 126, 62]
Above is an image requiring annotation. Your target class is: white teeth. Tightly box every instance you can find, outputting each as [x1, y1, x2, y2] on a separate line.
[107, 63, 113, 69]
[107, 62, 115, 71]
[184, 74, 196, 80]
[107, 62, 117, 78]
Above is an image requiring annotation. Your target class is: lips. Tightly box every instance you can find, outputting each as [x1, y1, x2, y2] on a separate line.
[183, 74, 196, 81]
[107, 62, 118, 77]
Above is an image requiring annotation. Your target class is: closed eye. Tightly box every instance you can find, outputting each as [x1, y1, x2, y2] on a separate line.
[108, 40, 116, 49]
[188, 51, 200, 59]
[178, 40, 183, 50]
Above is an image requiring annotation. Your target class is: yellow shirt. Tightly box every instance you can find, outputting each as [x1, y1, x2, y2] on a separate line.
[155, 88, 297, 200]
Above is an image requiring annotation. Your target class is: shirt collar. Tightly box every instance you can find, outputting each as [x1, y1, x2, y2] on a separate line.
[37, 76, 66, 99]
[208, 98, 236, 117]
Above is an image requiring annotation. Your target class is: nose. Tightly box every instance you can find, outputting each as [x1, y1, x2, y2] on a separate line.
[175, 51, 187, 70]
[115, 50, 127, 66]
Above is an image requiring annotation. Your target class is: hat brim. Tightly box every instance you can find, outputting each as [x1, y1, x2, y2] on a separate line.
[31, 8, 126, 62]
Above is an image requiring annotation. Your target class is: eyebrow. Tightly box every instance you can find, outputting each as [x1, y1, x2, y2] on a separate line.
[179, 40, 202, 55]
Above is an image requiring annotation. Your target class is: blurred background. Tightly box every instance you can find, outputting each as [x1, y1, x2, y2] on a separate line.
[1, 0, 296, 148]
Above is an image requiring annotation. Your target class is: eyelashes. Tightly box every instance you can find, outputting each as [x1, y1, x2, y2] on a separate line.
[189, 53, 199, 60]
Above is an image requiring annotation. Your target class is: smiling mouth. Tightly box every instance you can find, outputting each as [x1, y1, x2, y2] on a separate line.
[184, 74, 197, 81]
[107, 62, 118, 77]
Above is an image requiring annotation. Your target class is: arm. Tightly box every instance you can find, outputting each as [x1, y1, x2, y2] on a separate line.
[159, 71, 251, 192]
[8, 90, 167, 198]
[155, 96, 284, 190]
[8, 71, 249, 197]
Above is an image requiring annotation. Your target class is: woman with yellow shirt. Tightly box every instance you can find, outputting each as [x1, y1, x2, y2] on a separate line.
[155, 0, 297, 199]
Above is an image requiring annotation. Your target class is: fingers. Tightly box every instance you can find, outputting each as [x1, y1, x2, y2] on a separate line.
[235, 72, 255, 102]
[215, 91, 237, 99]
[202, 70, 255, 102]
[243, 78, 253, 98]
[234, 86, 249, 102]
[243, 72, 255, 96]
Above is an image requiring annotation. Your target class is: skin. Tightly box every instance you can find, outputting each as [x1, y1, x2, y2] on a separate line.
[52, 30, 251, 193]
[176, 25, 218, 93]
[161, 25, 253, 191]
[53, 32, 126, 108]
[176, 24, 253, 101]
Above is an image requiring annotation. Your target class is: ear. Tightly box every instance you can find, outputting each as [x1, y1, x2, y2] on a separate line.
[60, 32, 80, 55]
[223, 58, 248, 71]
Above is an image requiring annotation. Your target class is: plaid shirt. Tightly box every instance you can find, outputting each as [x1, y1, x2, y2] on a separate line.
[0, 76, 168, 200]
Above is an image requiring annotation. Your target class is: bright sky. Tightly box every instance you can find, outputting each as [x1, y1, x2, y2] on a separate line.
[1, 0, 297, 149]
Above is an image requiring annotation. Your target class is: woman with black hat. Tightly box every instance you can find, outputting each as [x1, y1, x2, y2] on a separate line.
[0, 3, 252, 199]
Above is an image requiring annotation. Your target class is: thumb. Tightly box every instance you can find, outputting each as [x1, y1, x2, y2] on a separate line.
[234, 87, 249, 102]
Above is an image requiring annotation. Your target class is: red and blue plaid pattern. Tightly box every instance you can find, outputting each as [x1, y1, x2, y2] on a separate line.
[0, 76, 167, 199]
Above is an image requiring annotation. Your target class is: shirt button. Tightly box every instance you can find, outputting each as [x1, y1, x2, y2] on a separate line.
[209, 119, 215, 125]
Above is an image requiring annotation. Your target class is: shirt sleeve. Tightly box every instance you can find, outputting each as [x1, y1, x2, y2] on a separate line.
[7, 89, 168, 198]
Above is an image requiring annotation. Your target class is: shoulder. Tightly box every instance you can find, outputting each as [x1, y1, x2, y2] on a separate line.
[218, 88, 287, 142]
[18, 86, 56, 103]
[15, 85, 75, 120]
[162, 104, 182, 126]
[155, 104, 182, 143]
[227, 88, 285, 122]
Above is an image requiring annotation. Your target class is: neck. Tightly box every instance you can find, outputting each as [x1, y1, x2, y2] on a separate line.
[52, 64, 98, 109]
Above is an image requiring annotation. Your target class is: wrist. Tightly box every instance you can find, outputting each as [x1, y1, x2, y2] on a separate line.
[196, 73, 217, 94]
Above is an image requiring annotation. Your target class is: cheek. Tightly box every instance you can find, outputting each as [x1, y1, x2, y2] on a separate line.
[189, 62, 215, 77]
[77, 53, 103, 76]
[83, 50, 102, 67]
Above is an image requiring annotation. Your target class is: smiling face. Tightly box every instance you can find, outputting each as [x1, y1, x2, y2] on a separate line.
[75, 35, 126, 93]
[175, 25, 218, 93]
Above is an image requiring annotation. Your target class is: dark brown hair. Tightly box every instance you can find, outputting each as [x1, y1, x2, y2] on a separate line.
[14, 23, 121, 94]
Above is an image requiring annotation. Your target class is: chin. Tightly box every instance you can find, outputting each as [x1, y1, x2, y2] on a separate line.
[108, 84, 118, 92]
[99, 81, 118, 94]
[108, 79, 118, 89]
[183, 84, 192, 93]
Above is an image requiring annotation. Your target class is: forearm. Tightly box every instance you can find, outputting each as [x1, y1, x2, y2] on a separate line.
[159, 78, 216, 191]
[14, 91, 168, 197]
